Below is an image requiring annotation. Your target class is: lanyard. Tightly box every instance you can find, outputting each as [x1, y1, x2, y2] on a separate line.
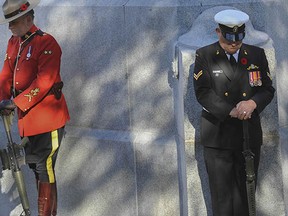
[12, 31, 37, 97]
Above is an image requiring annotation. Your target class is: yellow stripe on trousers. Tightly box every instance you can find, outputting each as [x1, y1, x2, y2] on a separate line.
[46, 130, 59, 183]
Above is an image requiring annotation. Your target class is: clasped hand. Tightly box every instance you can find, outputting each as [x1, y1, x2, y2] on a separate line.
[229, 100, 257, 120]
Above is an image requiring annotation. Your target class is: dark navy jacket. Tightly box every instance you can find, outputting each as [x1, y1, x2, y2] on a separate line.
[193, 42, 275, 149]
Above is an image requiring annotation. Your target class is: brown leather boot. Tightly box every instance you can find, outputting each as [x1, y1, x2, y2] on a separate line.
[38, 182, 53, 216]
[51, 183, 57, 216]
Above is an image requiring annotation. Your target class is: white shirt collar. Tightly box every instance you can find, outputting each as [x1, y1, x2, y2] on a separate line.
[226, 50, 240, 62]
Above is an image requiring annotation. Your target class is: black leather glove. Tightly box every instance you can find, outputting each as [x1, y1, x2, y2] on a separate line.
[0, 100, 16, 111]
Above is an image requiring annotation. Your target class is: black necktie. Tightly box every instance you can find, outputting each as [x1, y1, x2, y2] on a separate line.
[230, 54, 237, 71]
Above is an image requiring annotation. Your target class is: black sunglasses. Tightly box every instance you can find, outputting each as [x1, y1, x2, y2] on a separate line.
[222, 31, 245, 42]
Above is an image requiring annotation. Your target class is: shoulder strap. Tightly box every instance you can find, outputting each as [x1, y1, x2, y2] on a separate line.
[35, 29, 44, 36]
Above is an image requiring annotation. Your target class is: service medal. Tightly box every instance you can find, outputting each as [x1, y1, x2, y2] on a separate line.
[26, 46, 32, 60]
[249, 71, 262, 87]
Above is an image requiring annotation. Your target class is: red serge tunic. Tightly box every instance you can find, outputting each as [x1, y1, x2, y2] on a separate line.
[0, 25, 70, 136]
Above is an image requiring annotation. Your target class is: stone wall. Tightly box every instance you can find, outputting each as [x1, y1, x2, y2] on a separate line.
[0, 1, 287, 215]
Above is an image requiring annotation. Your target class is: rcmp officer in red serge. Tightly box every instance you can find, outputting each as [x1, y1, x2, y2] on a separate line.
[0, 0, 70, 215]
[193, 9, 275, 216]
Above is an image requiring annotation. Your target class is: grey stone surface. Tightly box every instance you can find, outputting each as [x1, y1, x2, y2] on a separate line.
[57, 134, 137, 216]
[125, 6, 177, 134]
[40, 6, 129, 131]
[262, 1, 288, 214]
[0, 0, 287, 216]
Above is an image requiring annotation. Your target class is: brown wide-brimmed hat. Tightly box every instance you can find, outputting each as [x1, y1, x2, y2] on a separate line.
[0, 0, 40, 24]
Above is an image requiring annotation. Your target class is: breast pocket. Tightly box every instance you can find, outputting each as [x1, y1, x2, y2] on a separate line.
[211, 70, 230, 97]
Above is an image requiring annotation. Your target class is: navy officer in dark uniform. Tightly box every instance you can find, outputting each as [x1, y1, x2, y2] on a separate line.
[193, 9, 275, 216]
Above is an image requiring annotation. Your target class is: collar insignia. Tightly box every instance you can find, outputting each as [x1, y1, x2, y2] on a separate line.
[21, 31, 32, 40]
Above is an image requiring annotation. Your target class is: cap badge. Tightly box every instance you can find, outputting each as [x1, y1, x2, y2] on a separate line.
[20, 3, 29, 12]
[233, 26, 238, 33]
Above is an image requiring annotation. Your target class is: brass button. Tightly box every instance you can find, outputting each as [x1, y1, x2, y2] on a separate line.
[224, 92, 228, 96]
[243, 92, 247, 97]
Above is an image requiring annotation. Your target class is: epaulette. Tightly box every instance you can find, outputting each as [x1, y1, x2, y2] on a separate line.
[36, 29, 44, 36]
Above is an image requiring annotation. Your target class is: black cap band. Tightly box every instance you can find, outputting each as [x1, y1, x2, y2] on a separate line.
[219, 24, 246, 42]
[4, 2, 30, 19]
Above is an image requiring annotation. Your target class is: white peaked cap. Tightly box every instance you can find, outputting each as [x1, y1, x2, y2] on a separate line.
[214, 9, 249, 28]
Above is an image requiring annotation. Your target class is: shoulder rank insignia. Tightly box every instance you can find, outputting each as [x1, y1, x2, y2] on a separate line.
[247, 64, 259, 70]
[194, 70, 203, 80]
[44, 50, 52, 55]
[24, 88, 40, 102]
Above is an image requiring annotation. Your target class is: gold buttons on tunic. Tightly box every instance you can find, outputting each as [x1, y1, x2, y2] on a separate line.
[224, 92, 229, 96]
[243, 92, 247, 97]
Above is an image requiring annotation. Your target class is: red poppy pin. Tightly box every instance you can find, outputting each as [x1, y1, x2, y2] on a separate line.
[241, 58, 248, 65]
[20, 4, 28, 12]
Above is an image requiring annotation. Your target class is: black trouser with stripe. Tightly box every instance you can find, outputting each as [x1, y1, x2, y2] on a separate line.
[25, 127, 65, 183]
